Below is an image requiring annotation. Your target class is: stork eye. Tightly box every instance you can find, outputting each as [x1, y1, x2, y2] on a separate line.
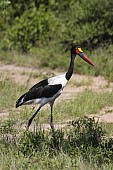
[77, 48, 83, 53]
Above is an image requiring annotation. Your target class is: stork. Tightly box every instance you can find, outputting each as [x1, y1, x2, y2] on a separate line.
[16, 45, 94, 129]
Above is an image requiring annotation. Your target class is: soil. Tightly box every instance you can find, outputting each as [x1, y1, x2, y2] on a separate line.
[0, 64, 113, 129]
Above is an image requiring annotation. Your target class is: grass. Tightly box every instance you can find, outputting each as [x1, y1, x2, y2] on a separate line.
[1, 76, 113, 124]
[3, 88, 113, 127]
[0, 45, 113, 81]
[101, 123, 113, 137]
[70, 76, 93, 87]
[0, 50, 40, 68]
[1, 45, 113, 169]
[39, 90, 113, 123]
[1, 117, 113, 170]
[0, 77, 26, 111]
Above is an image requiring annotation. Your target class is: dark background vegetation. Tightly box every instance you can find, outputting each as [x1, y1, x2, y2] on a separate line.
[1, 0, 113, 52]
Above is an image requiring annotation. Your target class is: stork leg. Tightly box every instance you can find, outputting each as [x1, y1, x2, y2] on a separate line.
[50, 101, 54, 130]
[27, 106, 41, 129]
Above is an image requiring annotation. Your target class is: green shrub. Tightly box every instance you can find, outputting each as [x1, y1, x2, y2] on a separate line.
[68, 117, 104, 148]
[1, 0, 113, 51]
[1, 117, 113, 168]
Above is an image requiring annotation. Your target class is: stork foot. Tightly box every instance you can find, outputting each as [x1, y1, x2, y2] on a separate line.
[26, 119, 32, 130]
[50, 122, 54, 130]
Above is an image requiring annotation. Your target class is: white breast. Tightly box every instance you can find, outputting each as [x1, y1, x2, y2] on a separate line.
[48, 74, 67, 88]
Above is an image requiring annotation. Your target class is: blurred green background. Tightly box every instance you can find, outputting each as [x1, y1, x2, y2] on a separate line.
[0, 0, 113, 80]
[1, 0, 113, 51]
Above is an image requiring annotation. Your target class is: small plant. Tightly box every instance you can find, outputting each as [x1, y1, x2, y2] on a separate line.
[49, 129, 65, 153]
[68, 117, 105, 148]
[0, 119, 15, 134]
[18, 129, 48, 155]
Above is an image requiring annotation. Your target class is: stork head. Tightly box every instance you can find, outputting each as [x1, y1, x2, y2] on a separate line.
[71, 45, 94, 66]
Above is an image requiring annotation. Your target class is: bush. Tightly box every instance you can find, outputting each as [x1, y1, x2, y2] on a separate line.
[68, 117, 104, 148]
[1, 117, 113, 167]
[0, 0, 113, 51]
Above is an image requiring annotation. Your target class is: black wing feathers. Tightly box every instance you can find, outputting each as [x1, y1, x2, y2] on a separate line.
[16, 77, 62, 108]
[29, 79, 48, 91]
[16, 79, 48, 108]
[24, 84, 62, 102]
[41, 84, 62, 98]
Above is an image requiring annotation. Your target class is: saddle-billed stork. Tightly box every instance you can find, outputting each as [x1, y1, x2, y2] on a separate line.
[16, 45, 94, 129]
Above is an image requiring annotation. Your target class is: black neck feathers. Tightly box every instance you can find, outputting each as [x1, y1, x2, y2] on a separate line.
[65, 53, 75, 81]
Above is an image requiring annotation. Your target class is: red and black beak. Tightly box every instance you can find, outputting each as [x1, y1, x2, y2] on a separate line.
[78, 52, 94, 66]
[76, 48, 94, 66]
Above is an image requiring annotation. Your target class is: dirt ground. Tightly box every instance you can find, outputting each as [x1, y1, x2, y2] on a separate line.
[0, 64, 113, 129]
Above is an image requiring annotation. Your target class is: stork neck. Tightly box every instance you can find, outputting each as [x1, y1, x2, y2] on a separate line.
[66, 53, 75, 81]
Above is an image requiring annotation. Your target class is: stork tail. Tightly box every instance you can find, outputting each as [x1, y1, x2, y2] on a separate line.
[16, 93, 26, 108]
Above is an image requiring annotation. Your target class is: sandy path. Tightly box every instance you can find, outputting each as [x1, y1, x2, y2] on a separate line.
[0, 64, 113, 127]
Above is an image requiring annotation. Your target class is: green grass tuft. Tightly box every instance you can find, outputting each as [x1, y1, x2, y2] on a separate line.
[0, 77, 26, 111]
[1, 117, 113, 169]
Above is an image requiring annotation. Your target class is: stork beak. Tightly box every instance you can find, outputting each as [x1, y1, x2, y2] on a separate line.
[78, 52, 94, 66]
